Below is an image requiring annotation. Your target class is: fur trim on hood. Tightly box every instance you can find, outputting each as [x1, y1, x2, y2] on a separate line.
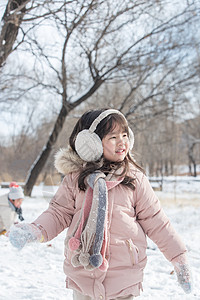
[54, 147, 84, 175]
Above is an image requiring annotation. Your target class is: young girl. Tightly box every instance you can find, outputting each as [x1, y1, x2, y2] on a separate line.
[9, 109, 191, 300]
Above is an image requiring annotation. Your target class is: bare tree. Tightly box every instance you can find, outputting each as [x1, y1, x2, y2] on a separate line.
[0, 0, 200, 194]
[24, 0, 146, 195]
[0, 0, 31, 67]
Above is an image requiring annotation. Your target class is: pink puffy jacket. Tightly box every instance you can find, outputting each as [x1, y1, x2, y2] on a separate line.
[33, 149, 187, 300]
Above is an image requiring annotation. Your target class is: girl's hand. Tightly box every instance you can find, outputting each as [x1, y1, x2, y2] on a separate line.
[8, 223, 44, 250]
[175, 263, 192, 294]
[171, 254, 192, 294]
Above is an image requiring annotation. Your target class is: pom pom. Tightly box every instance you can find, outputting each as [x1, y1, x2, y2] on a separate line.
[99, 258, 108, 272]
[89, 253, 103, 268]
[9, 181, 17, 188]
[68, 237, 80, 251]
[71, 254, 81, 267]
[79, 252, 90, 266]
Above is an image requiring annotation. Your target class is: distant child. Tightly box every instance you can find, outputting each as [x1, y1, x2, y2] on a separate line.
[9, 109, 191, 300]
[0, 182, 24, 235]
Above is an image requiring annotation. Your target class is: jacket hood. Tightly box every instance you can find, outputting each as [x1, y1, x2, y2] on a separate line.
[54, 147, 84, 175]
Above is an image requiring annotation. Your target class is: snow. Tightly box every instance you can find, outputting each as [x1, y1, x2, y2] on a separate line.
[0, 177, 200, 300]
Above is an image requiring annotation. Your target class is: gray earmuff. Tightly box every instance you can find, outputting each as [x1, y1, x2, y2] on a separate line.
[75, 109, 134, 162]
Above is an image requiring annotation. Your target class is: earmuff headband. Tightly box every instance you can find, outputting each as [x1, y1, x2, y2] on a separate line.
[75, 109, 134, 162]
[89, 109, 125, 133]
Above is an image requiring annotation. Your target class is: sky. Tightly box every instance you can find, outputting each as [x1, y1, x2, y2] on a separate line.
[0, 176, 200, 299]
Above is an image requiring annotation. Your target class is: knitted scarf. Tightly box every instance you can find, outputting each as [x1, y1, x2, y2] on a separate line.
[68, 170, 122, 272]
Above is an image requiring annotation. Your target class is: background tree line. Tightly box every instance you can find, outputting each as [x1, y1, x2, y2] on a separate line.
[0, 0, 200, 194]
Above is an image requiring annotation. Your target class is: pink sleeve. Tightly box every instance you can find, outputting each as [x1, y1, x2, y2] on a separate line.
[135, 174, 187, 261]
[33, 174, 77, 241]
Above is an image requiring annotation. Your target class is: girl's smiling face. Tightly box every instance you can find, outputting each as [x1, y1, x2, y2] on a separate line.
[102, 123, 130, 162]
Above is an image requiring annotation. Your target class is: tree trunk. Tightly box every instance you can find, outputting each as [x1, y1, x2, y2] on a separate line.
[0, 0, 30, 67]
[24, 78, 104, 196]
[24, 104, 69, 196]
[188, 143, 197, 177]
[193, 163, 197, 177]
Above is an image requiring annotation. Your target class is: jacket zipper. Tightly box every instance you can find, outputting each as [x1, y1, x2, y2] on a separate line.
[126, 239, 139, 265]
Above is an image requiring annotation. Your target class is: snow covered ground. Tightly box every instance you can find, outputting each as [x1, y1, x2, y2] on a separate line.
[0, 177, 200, 300]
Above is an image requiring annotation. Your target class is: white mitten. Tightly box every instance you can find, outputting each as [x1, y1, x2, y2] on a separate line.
[9, 223, 44, 250]
[171, 254, 192, 294]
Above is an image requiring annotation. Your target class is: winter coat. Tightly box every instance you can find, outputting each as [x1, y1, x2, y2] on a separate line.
[0, 193, 17, 232]
[33, 148, 187, 300]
